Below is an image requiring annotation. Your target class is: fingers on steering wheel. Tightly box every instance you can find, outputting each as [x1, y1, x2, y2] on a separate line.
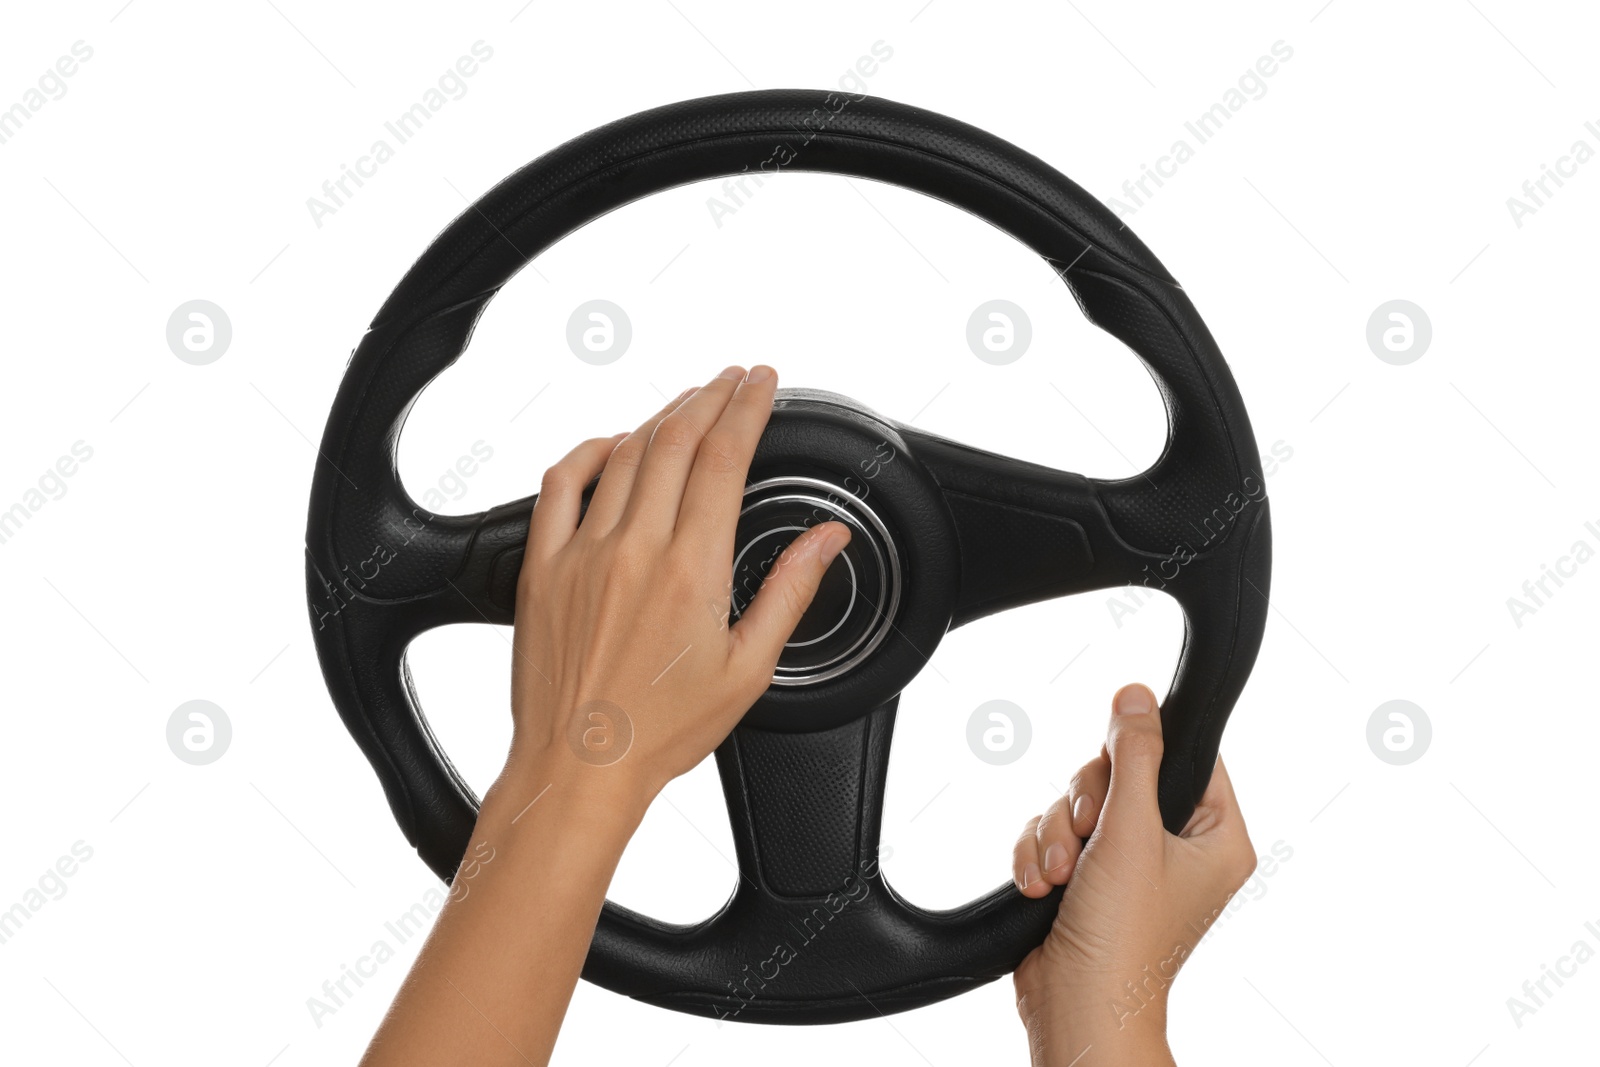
[1183, 754, 1251, 849]
[1066, 752, 1111, 839]
[1181, 756, 1259, 892]
[620, 365, 747, 532]
[1195, 754, 1243, 826]
[527, 434, 628, 559]
[582, 387, 694, 535]
[1033, 750, 1112, 887]
[676, 365, 778, 552]
[1012, 815, 1049, 897]
[1013, 745, 1114, 895]
[1033, 792, 1084, 887]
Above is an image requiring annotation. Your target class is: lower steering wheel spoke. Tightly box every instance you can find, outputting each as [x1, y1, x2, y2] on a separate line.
[589, 699, 1060, 1023]
[717, 702, 897, 905]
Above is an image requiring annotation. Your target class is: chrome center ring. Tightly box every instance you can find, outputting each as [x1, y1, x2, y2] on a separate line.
[731, 476, 902, 687]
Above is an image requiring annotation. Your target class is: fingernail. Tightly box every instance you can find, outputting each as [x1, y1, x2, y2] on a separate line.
[1116, 686, 1153, 715]
[1071, 793, 1091, 828]
[717, 365, 746, 381]
[819, 524, 850, 565]
[744, 364, 774, 383]
[1020, 862, 1040, 890]
[1043, 843, 1068, 873]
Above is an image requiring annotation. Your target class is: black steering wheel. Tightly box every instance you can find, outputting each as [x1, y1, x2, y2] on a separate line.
[305, 89, 1271, 1025]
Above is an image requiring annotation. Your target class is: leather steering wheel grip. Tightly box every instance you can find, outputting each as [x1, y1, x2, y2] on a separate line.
[305, 88, 1271, 1022]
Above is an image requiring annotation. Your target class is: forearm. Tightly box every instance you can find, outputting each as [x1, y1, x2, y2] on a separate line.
[356, 365, 854, 1061]
[361, 757, 646, 1067]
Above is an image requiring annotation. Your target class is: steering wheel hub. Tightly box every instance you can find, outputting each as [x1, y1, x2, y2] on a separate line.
[733, 475, 901, 687]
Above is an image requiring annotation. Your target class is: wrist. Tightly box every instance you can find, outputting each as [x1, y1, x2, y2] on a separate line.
[1017, 980, 1172, 1067]
[481, 744, 656, 849]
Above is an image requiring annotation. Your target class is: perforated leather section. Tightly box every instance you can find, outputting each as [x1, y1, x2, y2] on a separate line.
[732, 719, 868, 898]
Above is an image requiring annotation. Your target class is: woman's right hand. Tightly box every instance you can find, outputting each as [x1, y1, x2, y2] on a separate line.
[498, 364, 850, 815]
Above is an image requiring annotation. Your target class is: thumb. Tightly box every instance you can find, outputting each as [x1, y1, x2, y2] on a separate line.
[730, 521, 851, 667]
[1100, 683, 1166, 839]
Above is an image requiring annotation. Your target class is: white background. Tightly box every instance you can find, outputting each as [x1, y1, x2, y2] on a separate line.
[2, 1, 1596, 1064]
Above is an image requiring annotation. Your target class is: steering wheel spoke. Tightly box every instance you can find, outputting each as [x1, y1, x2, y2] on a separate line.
[586, 698, 1059, 1022]
[422, 495, 534, 629]
[309, 493, 535, 642]
[717, 702, 896, 903]
[904, 429, 1163, 627]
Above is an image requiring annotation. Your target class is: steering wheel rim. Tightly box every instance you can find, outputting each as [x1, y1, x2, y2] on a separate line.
[305, 88, 1271, 1024]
